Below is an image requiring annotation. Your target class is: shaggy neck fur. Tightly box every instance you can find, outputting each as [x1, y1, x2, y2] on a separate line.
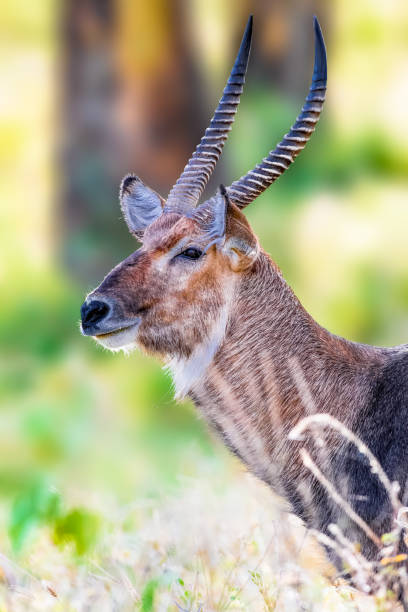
[181, 251, 407, 564]
[189, 251, 385, 424]
[166, 299, 231, 400]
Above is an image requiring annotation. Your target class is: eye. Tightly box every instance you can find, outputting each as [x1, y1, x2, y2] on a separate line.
[178, 247, 203, 260]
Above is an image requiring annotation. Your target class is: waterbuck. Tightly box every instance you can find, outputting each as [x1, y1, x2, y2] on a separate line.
[80, 16, 408, 574]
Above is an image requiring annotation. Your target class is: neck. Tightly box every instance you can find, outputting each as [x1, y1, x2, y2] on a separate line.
[166, 297, 231, 400]
[183, 251, 385, 487]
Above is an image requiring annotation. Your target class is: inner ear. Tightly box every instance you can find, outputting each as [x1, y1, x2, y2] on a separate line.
[191, 190, 227, 247]
[120, 174, 165, 240]
[223, 200, 259, 272]
[191, 186, 259, 270]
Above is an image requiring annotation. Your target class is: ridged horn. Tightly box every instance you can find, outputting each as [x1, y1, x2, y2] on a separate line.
[165, 15, 253, 212]
[226, 16, 327, 209]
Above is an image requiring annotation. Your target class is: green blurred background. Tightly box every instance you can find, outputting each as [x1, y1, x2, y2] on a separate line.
[1, 0, 408, 577]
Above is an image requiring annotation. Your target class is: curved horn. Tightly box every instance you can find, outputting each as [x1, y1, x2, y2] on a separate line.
[227, 16, 327, 209]
[166, 15, 253, 212]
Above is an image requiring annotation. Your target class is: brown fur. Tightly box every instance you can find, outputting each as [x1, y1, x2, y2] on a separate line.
[82, 199, 408, 568]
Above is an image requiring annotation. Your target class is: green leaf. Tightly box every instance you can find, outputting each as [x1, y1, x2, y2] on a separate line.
[141, 579, 159, 612]
[9, 481, 61, 552]
[53, 508, 101, 556]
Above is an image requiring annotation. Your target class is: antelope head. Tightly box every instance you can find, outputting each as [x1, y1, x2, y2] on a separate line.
[81, 16, 327, 367]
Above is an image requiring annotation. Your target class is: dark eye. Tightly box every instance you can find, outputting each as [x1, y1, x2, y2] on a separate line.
[178, 247, 203, 260]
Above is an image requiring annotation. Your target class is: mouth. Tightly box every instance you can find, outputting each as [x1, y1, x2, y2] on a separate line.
[82, 319, 141, 351]
[95, 323, 137, 339]
[81, 318, 141, 337]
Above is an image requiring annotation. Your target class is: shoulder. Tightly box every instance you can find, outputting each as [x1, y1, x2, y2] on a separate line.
[378, 350, 408, 398]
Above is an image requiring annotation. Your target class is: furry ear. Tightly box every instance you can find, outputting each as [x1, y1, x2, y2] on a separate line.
[191, 186, 259, 271]
[120, 174, 165, 239]
[190, 187, 227, 248]
[223, 199, 259, 271]
[223, 232, 259, 272]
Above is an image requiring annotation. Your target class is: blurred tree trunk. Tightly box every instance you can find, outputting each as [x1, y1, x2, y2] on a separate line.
[59, 0, 121, 282]
[59, 0, 207, 283]
[115, 0, 208, 197]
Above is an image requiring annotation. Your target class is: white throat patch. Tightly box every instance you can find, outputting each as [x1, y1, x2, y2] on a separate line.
[165, 304, 230, 400]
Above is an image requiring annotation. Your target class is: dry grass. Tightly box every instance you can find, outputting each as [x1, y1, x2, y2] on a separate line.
[0, 356, 406, 610]
[290, 415, 408, 603]
[0, 464, 398, 612]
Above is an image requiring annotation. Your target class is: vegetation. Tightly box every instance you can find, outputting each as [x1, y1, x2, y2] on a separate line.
[1, 0, 408, 609]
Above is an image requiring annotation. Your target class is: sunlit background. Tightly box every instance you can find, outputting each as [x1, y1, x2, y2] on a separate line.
[1, 0, 408, 609]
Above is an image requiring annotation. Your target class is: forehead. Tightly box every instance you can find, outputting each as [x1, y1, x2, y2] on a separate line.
[143, 212, 200, 251]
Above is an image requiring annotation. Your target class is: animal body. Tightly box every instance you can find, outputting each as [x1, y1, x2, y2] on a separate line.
[80, 16, 408, 573]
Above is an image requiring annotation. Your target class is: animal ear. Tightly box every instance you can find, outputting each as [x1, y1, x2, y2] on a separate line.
[119, 174, 165, 239]
[223, 199, 259, 271]
[191, 188, 227, 246]
[192, 186, 259, 271]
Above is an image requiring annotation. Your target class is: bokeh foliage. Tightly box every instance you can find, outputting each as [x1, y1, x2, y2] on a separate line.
[1, 0, 408, 608]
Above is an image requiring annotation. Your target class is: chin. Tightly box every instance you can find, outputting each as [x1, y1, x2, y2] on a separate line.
[94, 323, 140, 352]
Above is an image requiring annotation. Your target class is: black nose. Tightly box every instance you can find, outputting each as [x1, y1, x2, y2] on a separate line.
[81, 299, 110, 332]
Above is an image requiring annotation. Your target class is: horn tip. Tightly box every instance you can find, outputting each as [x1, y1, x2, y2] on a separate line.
[238, 14, 253, 64]
[312, 15, 327, 84]
[247, 14, 253, 36]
